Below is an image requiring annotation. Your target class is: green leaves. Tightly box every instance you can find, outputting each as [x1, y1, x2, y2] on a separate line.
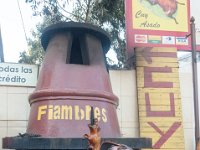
[23, 0, 128, 68]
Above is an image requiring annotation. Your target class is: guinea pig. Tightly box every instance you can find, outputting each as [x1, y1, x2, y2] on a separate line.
[141, 0, 185, 24]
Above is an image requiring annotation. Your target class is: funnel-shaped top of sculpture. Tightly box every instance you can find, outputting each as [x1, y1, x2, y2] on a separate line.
[41, 22, 111, 54]
[30, 21, 116, 100]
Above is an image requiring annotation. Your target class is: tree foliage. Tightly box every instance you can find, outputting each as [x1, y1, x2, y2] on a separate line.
[19, 17, 52, 64]
[19, 0, 127, 68]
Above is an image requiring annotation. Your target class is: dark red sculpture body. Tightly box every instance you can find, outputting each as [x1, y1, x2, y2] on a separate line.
[26, 22, 120, 138]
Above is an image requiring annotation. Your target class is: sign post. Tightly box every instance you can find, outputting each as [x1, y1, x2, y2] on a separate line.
[190, 17, 200, 147]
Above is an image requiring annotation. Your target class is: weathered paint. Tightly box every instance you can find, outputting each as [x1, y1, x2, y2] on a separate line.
[26, 22, 121, 138]
[136, 47, 185, 149]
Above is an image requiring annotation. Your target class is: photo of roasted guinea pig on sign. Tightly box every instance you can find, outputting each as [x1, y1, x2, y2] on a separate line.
[140, 0, 185, 24]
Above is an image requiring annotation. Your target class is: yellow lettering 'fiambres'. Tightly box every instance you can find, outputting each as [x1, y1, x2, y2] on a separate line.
[37, 105, 47, 120]
[37, 105, 107, 123]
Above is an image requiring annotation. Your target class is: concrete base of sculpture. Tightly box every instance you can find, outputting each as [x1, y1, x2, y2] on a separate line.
[3, 136, 152, 150]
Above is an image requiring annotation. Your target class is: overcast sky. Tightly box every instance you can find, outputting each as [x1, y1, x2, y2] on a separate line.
[190, 0, 200, 30]
[0, 0, 199, 63]
[0, 0, 39, 62]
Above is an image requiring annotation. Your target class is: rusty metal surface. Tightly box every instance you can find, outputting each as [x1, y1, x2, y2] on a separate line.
[26, 22, 120, 138]
[3, 137, 152, 149]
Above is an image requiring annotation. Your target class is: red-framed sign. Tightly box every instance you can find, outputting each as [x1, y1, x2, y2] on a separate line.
[125, 0, 200, 55]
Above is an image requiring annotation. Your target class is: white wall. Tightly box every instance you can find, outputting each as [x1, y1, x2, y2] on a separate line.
[109, 70, 139, 137]
[0, 86, 33, 150]
[178, 59, 200, 150]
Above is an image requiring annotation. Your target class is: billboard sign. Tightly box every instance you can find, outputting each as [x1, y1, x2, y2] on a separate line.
[0, 63, 38, 87]
[125, 0, 194, 54]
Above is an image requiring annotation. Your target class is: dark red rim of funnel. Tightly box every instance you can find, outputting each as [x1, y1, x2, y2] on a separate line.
[41, 21, 111, 54]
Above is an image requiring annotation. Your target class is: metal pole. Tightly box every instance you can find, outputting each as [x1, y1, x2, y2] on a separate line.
[0, 26, 4, 62]
[190, 17, 200, 146]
